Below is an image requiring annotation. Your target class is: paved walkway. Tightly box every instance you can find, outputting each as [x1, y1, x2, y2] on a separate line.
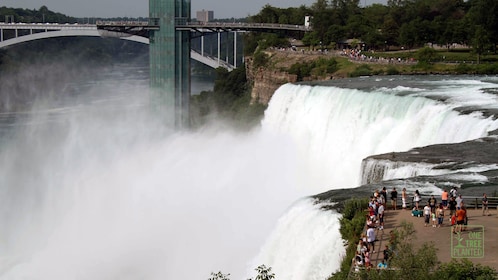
[368, 207, 498, 270]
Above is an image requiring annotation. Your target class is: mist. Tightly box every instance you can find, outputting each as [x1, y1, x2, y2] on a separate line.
[0, 61, 318, 279]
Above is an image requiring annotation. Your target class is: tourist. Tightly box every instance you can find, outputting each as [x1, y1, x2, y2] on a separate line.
[414, 190, 421, 210]
[451, 213, 457, 233]
[482, 193, 490, 216]
[456, 194, 463, 209]
[382, 245, 390, 263]
[353, 253, 364, 272]
[402, 188, 407, 209]
[462, 205, 468, 231]
[367, 225, 376, 253]
[431, 209, 437, 227]
[380, 187, 388, 205]
[364, 248, 371, 268]
[448, 196, 457, 218]
[437, 204, 444, 227]
[356, 239, 363, 255]
[441, 189, 448, 209]
[450, 186, 458, 198]
[391, 187, 398, 210]
[378, 202, 385, 230]
[428, 195, 437, 212]
[455, 206, 465, 233]
[423, 203, 431, 227]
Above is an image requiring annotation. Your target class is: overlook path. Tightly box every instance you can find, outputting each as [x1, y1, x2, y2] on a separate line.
[369, 208, 498, 270]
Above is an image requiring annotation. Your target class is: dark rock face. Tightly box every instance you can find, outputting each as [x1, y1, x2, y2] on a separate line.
[366, 131, 498, 166]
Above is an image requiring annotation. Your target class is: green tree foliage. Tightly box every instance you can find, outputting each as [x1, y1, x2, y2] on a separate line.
[250, 265, 275, 280]
[247, 0, 497, 57]
[434, 259, 497, 280]
[466, 0, 498, 54]
[348, 221, 497, 280]
[0, 6, 77, 23]
[416, 46, 437, 63]
[349, 64, 373, 77]
[471, 25, 491, 64]
[252, 50, 270, 68]
[190, 66, 266, 129]
[328, 198, 369, 280]
[208, 271, 230, 280]
[209, 265, 276, 280]
[245, 5, 312, 55]
[288, 58, 339, 81]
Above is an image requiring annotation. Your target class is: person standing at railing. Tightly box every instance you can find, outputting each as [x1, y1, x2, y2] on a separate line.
[414, 190, 421, 210]
[482, 193, 490, 216]
[390, 187, 398, 210]
[441, 189, 449, 209]
[448, 196, 457, 218]
[401, 188, 407, 209]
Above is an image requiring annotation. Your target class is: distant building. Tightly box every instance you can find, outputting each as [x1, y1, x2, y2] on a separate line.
[196, 10, 214, 23]
[304, 15, 312, 28]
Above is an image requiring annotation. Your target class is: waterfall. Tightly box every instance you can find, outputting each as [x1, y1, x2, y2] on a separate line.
[252, 78, 498, 278]
[262, 83, 498, 191]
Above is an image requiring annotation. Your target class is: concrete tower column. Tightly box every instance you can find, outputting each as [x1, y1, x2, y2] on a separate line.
[149, 0, 191, 128]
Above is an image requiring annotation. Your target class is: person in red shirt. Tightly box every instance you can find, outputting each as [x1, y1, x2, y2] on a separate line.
[455, 207, 465, 233]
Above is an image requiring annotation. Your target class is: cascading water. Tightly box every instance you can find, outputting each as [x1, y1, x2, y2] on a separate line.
[262, 82, 498, 190]
[0, 74, 497, 280]
[250, 77, 498, 279]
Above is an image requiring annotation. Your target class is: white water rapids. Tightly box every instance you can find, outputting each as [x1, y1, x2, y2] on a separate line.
[0, 76, 497, 279]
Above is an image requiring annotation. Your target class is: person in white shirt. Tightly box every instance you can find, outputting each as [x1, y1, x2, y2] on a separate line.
[366, 225, 376, 253]
[423, 203, 431, 227]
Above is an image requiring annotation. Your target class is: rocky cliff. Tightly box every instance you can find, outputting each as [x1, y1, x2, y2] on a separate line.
[245, 53, 297, 105]
[246, 50, 336, 105]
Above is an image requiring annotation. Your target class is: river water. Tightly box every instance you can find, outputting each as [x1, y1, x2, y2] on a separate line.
[0, 64, 497, 280]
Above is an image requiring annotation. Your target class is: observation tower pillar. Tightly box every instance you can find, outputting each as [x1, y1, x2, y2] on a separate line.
[149, 0, 191, 128]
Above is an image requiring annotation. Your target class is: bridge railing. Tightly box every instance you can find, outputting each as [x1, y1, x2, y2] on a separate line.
[0, 23, 96, 30]
[177, 21, 311, 32]
[96, 20, 149, 26]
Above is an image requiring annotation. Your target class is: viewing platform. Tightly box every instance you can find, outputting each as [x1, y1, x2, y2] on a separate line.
[367, 207, 498, 271]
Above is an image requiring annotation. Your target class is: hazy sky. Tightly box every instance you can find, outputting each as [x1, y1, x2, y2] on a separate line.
[1, 0, 387, 19]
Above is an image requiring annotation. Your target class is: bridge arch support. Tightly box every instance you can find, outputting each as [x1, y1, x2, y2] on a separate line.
[0, 26, 232, 71]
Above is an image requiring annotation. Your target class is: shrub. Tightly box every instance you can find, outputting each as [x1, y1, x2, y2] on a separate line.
[253, 51, 269, 68]
[386, 67, 400, 75]
[349, 64, 372, 77]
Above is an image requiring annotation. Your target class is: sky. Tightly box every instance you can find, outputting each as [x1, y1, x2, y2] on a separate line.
[1, 0, 388, 19]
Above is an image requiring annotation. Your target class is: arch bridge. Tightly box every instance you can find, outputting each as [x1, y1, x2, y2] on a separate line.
[0, 22, 237, 71]
[0, 21, 310, 71]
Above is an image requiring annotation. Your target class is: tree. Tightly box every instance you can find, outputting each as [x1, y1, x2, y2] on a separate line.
[434, 259, 497, 280]
[466, 0, 498, 53]
[249, 265, 275, 280]
[471, 25, 490, 64]
[208, 271, 230, 280]
[417, 46, 437, 63]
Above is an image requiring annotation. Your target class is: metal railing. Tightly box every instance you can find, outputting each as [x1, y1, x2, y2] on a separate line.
[403, 195, 498, 210]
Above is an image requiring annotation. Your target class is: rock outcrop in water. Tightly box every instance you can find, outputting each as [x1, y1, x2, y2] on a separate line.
[315, 130, 498, 204]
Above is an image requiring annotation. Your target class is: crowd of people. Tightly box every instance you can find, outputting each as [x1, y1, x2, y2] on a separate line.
[411, 187, 492, 233]
[353, 186, 493, 273]
[353, 187, 398, 272]
[341, 49, 417, 64]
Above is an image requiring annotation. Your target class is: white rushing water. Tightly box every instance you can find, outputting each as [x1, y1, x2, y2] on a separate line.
[0, 76, 497, 280]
